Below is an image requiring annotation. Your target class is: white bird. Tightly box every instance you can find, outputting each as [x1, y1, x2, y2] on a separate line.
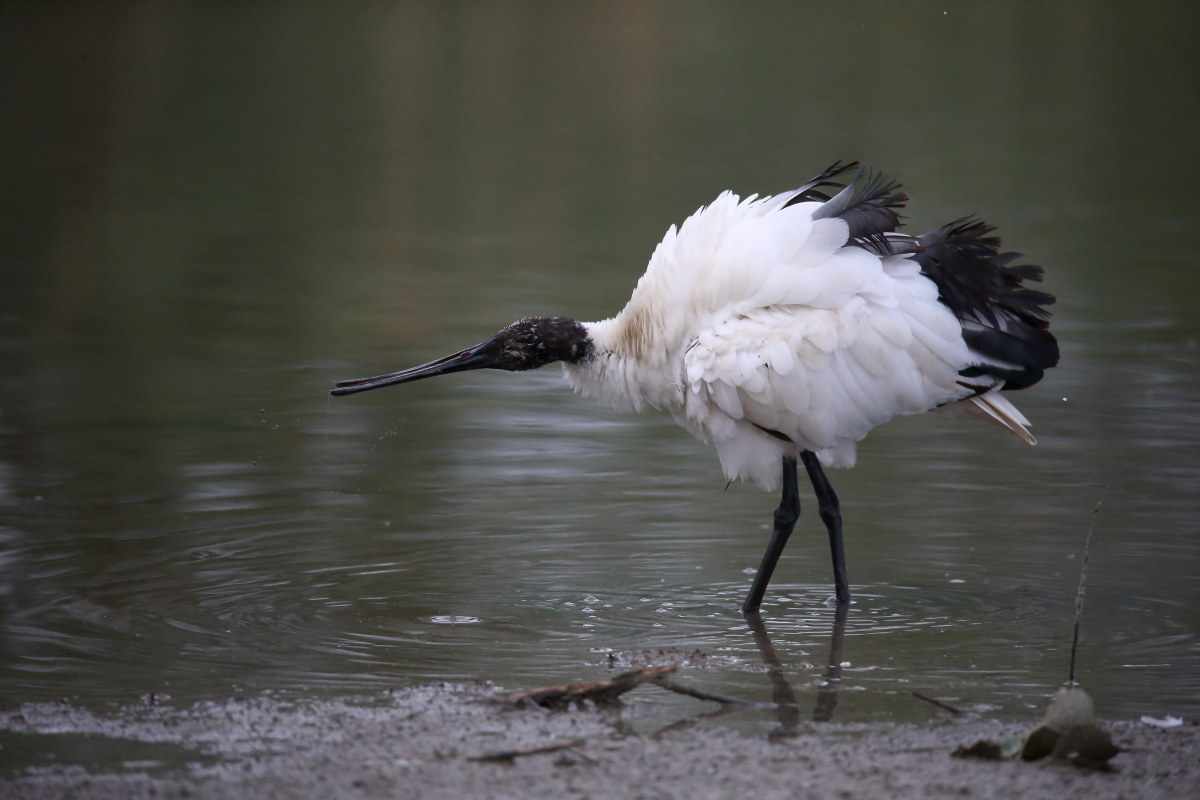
[332, 162, 1059, 614]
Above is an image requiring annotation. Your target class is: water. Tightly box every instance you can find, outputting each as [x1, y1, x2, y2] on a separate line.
[1, 0, 1198, 748]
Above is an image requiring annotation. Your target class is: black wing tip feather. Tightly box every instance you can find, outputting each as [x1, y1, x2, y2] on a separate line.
[782, 161, 861, 207]
[913, 216, 1059, 390]
[784, 162, 910, 252]
[921, 217, 1057, 315]
[811, 166, 908, 253]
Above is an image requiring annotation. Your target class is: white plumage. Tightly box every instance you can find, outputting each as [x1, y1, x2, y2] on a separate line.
[333, 162, 1059, 612]
[564, 189, 1028, 488]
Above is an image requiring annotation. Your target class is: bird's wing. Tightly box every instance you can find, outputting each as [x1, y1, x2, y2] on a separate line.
[681, 251, 981, 474]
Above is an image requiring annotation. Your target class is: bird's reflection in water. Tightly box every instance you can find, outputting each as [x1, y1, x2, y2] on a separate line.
[626, 602, 853, 739]
[811, 602, 849, 723]
[746, 602, 850, 736]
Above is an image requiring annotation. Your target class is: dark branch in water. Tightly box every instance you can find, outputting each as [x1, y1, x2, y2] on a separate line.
[650, 675, 752, 706]
[469, 739, 588, 764]
[492, 665, 752, 710]
[912, 691, 964, 717]
[493, 666, 677, 709]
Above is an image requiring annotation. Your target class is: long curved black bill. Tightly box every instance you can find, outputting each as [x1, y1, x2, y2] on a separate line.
[331, 339, 499, 396]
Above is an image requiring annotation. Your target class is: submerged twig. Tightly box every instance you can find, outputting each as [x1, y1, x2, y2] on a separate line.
[650, 675, 752, 706]
[469, 739, 586, 764]
[493, 665, 754, 712]
[493, 666, 676, 709]
[912, 691, 964, 717]
[1069, 490, 1106, 683]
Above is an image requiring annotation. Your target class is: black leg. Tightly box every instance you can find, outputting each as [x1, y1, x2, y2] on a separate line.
[800, 450, 850, 604]
[742, 456, 800, 614]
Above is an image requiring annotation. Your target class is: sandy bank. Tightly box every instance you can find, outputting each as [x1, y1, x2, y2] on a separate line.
[1, 682, 1195, 800]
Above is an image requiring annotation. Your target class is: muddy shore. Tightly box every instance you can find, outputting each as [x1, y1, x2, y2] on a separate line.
[1, 681, 1195, 800]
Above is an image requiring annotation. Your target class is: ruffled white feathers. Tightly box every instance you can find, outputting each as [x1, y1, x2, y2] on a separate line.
[562, 188, 1035, 488]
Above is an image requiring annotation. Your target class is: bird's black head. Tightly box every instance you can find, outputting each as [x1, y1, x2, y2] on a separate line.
[490, 316, 594, 371]
[330, 316, 592, 396]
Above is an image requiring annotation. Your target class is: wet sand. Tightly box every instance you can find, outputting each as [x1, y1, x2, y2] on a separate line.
[2, 682, 1196, 800]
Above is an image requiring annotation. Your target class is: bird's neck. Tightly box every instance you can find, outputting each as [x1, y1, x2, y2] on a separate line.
[560, 317, 681, 414]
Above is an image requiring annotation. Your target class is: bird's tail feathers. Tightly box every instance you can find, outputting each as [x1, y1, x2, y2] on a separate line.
[963, 391, 1037, 445]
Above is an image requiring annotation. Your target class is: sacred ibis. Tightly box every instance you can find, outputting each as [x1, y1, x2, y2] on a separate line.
[332, 162, 1059, 613]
